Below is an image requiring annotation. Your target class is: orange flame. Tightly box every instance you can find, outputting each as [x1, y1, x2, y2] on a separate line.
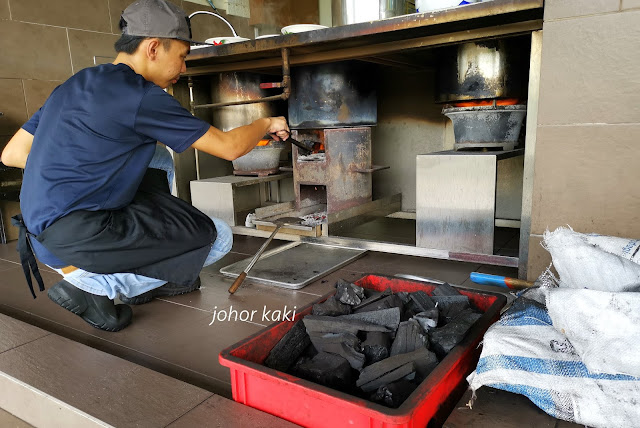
[453, 98, 519, 107]
[257, 139, 271, 146]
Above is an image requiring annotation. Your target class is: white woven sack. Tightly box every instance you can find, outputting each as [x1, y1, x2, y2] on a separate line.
[543, 227, 640, 292]
[546, 288, 640, 378]
[468, 289, 640, 428]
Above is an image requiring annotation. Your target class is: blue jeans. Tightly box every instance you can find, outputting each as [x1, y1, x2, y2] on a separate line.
[52, 145, 233, 299]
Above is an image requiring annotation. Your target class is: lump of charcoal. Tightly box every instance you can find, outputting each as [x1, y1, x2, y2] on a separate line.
[390, 320, 427, 357]
[432, 295, 470, 320]
[312, 296, 352, 316]
[359, 362, 415, 393]
[371, 379, 418, 408]
[408, 291, 435, 313]
[308, 332, 364, 370]
[432, 283, 461, 297]
[264, 320, 311, 372]
[354, 294, 403, 314]
[363, 331, 391, 365]
[395, 291, 411, 304]
[429, 309, 482, 359]
[303, 315, 390, 335]
[339, 307, 401, 330]
[309, 332, 360, 352]
[412, 308, 439, 331]
[357, 346, 433, 387]
[335, 279, 365, 305]
[352, 289, 392, 311]
[293, 352, 353, 391]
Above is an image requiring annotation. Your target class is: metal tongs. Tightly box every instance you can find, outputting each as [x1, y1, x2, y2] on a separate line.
[271, 131, 320, 156]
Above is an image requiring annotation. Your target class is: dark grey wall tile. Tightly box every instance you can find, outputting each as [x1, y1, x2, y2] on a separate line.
[530, 124, 640, 238]
[0, 79, 27, 136]
[622, 0, 640, 9]
[68, 29, 118, 73]
[23, 80, 61, 117]
[544, 0, 620, 20]
[538, 11, 640, 125]
[0, 21, 72, 81]
[10, 0, 111, 33]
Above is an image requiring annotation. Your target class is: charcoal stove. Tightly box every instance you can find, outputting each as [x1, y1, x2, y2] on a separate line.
[292, 127, 383, 215]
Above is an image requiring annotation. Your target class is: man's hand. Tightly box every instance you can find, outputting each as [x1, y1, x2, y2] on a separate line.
[192, 116, 291, 161]
[266, 116, 290, 141]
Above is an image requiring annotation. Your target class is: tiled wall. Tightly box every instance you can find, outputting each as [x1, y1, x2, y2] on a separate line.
[0, 0, 251, 239]
[0, 0, 251, 145]
[526, 0, 640, 280]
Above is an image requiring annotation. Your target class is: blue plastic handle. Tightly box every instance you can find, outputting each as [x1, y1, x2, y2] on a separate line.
[470, 272, 509, 288]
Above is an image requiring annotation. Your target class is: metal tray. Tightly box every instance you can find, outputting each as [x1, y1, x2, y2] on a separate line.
[219, 242, 366, 289]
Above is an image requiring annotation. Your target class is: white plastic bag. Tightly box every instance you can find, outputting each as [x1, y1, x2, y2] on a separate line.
[546, 288, 640, 378]
[543, 227, 640, 292]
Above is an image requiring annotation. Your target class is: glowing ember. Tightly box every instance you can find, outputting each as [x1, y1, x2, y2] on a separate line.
[453, 98, 519, 108]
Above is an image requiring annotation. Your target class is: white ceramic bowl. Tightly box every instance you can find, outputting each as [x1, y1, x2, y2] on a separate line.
[255, 34, 280, 39]
[281, 24, 328, 35]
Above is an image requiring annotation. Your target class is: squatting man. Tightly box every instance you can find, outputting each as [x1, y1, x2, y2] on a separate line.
[1, 0, 290, 331]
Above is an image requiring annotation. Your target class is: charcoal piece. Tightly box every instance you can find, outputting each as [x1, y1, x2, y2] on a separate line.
[408, 291, 435, 312]
[308, 332, 364, 370]
[432, 295, 470, 320]
[354, 294, 403, 314]
[395, 291, 411, 304]
[412, 308, 439, 331]
[371, 379, 418, 408]
[362, 331, 391, 365]
[330, 342, 366, 370]
[312, 296, 352, 316]
[339, 307, 401, 330]
[429, 309, 482, 358]
[357, 346, 434, 387]
[294, 352, 353, 390]
[303, 315, 390, 335]
[352, 288, 392, 311]
[359, 362, 415, 392]
[264, 320, 311, 372]
[390, 320, 427, 357]
[432, 283, 461, 296]
[335, 279, 365, 305]
[308, 332, 360, 352]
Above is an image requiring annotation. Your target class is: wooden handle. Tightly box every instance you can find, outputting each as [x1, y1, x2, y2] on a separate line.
[505, 277, 536, 289]
[228, 272, 247, 294]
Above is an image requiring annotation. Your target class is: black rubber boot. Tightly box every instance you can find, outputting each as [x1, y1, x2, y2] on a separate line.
[119, 276, 201, 305]
[48, 280, 133, 332]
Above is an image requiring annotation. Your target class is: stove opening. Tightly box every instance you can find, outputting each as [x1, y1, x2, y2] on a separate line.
[299, 184, 327, 207]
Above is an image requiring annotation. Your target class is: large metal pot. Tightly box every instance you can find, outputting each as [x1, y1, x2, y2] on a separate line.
[436, 38, 530, 103]
[210, 72, 280, 131]
[332, 0, 409, 26]
[288, 61, 377, 129]
[232, 141, 286, 173]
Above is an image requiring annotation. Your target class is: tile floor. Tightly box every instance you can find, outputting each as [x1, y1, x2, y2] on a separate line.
[0, 235, 578, 427]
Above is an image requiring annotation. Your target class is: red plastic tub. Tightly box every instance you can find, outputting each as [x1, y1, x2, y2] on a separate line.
[219, 274, 506, 428]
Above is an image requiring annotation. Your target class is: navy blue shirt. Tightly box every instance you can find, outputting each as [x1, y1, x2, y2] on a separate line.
[20, 63, 210, 266]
